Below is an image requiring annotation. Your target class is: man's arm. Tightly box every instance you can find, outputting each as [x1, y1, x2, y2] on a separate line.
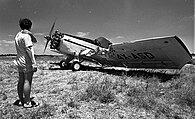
[23, 33, 36, 65]
[26, 46, 37, 72]
[23, 32, 37, 71]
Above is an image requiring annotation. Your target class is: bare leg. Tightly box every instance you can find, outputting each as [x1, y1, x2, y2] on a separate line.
[17, 72, 25, 104]
[23, 71, 33, 103]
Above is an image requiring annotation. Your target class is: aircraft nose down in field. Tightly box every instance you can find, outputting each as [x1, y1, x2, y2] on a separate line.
[44, 21, 193, 71]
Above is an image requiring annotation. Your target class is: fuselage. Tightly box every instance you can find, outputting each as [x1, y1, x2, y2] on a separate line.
[50, 31, 192, 69]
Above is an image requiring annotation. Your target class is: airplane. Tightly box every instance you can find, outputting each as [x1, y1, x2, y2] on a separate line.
[43, 21, 193, 71]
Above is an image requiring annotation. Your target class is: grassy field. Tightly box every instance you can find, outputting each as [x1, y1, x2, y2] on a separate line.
[0, 55, 195, 119]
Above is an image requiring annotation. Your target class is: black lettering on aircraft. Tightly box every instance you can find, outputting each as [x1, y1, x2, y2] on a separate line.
[121, 54, 129, 59]
[131, 53, 140, 59]
[137, 53, 147, 59]
[117, 54, 124, 59]
[144, 52, 155, 59]
[128, 55, 132, 59]
[116, 52, 155, 60]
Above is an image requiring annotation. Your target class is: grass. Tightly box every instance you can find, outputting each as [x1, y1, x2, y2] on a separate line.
[0, 55, 195, 118]
[85, 77, 115, 103]
[0, 101, 55, 119]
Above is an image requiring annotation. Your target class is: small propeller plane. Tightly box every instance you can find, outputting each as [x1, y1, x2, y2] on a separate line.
[43, 21, 193, 71]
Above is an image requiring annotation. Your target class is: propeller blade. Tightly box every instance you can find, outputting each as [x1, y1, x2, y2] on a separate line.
[43, 19, 56, 54]
[43, 36, 50, 53]
[49, 19, 56, 37]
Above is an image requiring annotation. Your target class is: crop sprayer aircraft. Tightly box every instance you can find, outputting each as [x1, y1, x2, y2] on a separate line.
[43, 21, 193, 71]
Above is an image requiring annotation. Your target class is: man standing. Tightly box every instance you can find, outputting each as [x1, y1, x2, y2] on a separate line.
[14, 18, 38, 108]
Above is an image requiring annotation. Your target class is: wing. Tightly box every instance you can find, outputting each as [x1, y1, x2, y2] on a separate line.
[109, 36, 191, 69]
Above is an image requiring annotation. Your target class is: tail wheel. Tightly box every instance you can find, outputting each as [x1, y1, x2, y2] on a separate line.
[71, 61, 81, 71]
[60, 60, 67, 69]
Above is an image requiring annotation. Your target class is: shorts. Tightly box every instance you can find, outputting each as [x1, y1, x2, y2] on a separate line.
[13, 60, 33, 73]
[17, 66, 33, 73]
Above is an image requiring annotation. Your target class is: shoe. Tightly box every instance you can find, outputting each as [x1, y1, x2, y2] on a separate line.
[23, 102, 32, 108]
[31, 100, 39, 107]
[23, 100, 39, 108]
[13, 97, 36, 107]
[13, 99, 23, 106]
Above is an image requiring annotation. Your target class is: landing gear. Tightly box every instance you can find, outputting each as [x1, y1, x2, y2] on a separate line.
[59, 56, 74, 69]
[60, 60, 82, 71]
[71, 61, 81, 71]
[59, 60, 67, 69]
[59, 55, 82, 71]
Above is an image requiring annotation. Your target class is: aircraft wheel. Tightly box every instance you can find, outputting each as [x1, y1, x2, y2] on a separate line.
[71, 61, 81, 71]
[60, 60, 67, 69]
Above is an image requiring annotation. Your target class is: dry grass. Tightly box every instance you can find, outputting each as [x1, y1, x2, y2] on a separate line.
[0, 55, 195, 119]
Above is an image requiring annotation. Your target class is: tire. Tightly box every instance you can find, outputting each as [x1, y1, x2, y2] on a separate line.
[71, 61, 81, 71]
[59, 60, 67, 69]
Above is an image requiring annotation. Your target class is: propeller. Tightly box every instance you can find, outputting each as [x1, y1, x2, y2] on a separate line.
[43, 19, 56, 53]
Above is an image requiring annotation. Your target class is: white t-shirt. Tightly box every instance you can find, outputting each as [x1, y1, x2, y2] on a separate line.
[14, 30, 34, 68]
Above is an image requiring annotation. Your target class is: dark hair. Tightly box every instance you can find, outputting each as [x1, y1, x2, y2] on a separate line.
[19, 18, 32, 30]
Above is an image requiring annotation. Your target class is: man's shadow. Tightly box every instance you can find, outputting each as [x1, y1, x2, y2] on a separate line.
[48, 64, 180, 82]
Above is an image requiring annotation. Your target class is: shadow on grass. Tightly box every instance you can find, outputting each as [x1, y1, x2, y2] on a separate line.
[48, 64, 179, 82]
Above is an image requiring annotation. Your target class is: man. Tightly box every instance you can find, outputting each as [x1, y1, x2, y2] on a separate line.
[13, 18, 38, 108]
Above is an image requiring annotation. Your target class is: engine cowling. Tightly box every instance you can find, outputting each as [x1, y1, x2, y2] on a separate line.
[50, 31, 63, 49]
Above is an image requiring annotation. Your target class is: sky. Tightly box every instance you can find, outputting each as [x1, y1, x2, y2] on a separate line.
[0, 0, 194, 55]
